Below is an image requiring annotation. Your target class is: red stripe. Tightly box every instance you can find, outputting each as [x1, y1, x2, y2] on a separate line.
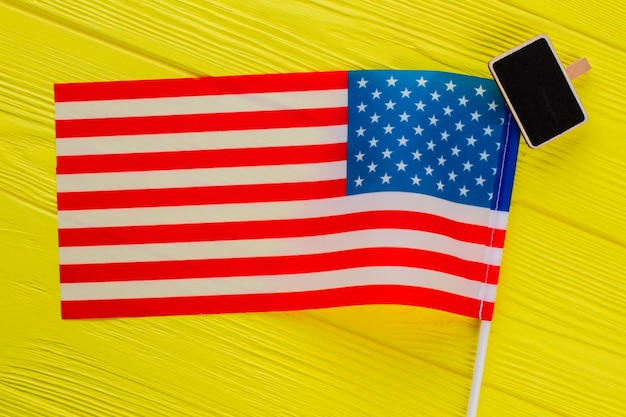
[59, 210, 506, 247]
[59, 247, 500, 284]
[57, 179, 345, 210]
[55, 107, 347, 139]
[479, 302, 494, 321]
[57, 143, 347, 174]
[55, 71, 348, 102]
[60, 285, 491, 320]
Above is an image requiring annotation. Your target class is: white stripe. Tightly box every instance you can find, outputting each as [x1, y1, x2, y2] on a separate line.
[481, 283, 497, 303]
[489, 210, 509, 230]
[56, 126, 347, 156]
[55, 90, 347, 120]
[60, 266, 497, 302]
[59, 228, 502, 266]
[484, 248, 503, 266]
[56, 161, 345, 192]
[58, 192, 506, 229]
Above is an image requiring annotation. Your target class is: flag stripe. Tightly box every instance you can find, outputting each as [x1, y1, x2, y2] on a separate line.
[59, 247, 500, 284]
[56, 143, 347, 174]
[57, 161, 345, 192]
[60, 267, 497, 302]
[55, 126, 348, 157]
[55, 90, 347, 120]
[55, 107, 348, 138]
[58, 210, 506, 247]
[54, 71, 348, 102]
[58, 193, 508, 229]
[57, 179, 346, 210]
[59, 229, 502, 266]
[60, 286, 495, 320]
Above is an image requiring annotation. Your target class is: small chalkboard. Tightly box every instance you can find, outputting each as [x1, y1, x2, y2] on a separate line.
[489, 35, 588, 148]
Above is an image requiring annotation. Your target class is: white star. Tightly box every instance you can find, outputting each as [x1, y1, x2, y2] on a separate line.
[440, 130, 450, 141]
[451, 145, 461, 156]
[396, 161, 408, 171]
[496, 142, 501, 150]
[424, 165, 434, 176]
[356, 126, 366, 137]
[430, 91, 441, 101]
[386, 76, 398, 86]
[383, 124, 394, 134]
[475, 85, 486, 96]
[466, 136, 477, 146]
[483, 126, 494, 136]
[492, 167, 498, 175]
[455, 120, 465, 131]
[413, 125, 424, 136]
[463, 160, 473, 171]
[411, 175, 421, 185]
[357, 77, 368, 88]
[459, 186, 469, 196]
[415, 100, 426, 111]
[368, 137, 379, 147]
[385, 99, 396, 110]
[475, 176, 486, 186]
[367, 162, 378, 172]
[355, 151, 365, 161]
[399, 111, 410, 122]
[443, 105, 453, 116]
[488, 192, 493, 200]
[412, 149, 422, 160]
[437, 155, 447, 166]
[372, 89, 382, 99]
[488, 100, 499, 111]
[445, 80, 457, 91]
[382, 148, 393, 159]
[381, 173, 392, 184]
[417, 76, 428, 87]
[436, 180, 445, 191]
[354, 176, 364, 186]
[428, 115, 439, 126]
[426, 140, 436, 151]
[357, 102, 367, 112]
[400, 88, 412, 98]
[458, 95, 469, 106]
[500, 117, 505, 125]
[370, 113, 380, 123]
[479, 150, 490, 161]
[448, 171, 458, 181]
[470, 111, 481, 121]
[397, 136, 409, 146]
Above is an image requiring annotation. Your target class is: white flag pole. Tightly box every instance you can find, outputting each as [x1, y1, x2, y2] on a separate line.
[466, 320, 492, 417]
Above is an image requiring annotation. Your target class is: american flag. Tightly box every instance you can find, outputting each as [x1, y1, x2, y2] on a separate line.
[55, 70, 518, 320]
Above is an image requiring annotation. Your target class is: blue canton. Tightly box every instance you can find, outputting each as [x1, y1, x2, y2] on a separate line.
[347, 70, 515, 209]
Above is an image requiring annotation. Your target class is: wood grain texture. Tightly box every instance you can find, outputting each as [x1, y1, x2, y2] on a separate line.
[1, 0, 624, 416]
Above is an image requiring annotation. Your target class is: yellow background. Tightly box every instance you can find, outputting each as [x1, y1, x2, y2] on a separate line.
[1, 0, 625, 415]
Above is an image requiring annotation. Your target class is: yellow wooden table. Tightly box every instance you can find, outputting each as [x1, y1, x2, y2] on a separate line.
[1, 1, 624, 415]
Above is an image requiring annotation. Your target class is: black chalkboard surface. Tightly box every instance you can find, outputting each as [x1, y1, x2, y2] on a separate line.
[489, 35, 587, 148]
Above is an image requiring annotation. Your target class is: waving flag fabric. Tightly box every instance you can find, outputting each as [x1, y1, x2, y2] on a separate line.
[55, 70, 518, 320]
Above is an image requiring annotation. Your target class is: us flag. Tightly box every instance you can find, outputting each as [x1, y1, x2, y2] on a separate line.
[55, 70, 518, 320]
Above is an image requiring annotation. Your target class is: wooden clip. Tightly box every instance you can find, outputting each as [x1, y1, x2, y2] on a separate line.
[565, 58, 591, 80]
